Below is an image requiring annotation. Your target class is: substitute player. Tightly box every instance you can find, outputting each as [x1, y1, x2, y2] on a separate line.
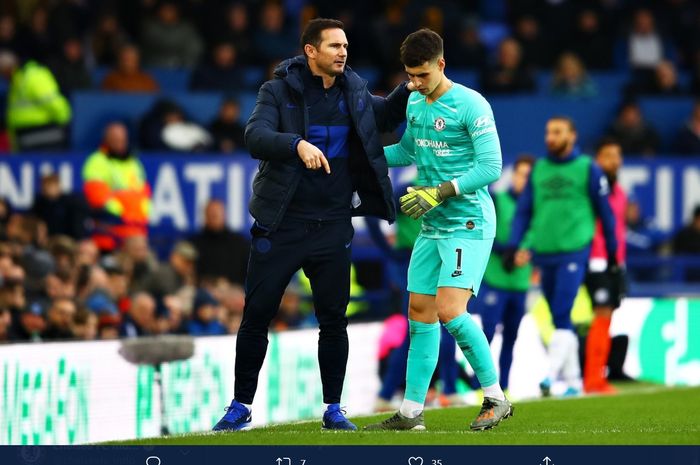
[506, 117, 618, 397]
[584, 138, 627, 394]
[365, 28, 511, 432]
[471, 155, 535, 393]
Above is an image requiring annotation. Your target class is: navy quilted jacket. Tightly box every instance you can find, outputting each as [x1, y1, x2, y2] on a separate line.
[245, 55, 409, 231]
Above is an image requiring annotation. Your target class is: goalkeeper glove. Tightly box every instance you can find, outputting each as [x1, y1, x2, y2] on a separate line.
[399, 182, 456, 219]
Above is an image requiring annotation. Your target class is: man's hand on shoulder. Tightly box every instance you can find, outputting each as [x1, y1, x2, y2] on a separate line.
[297, 140, 331, 174]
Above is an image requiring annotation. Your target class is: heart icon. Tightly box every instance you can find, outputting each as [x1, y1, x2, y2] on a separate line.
[408, 457, 424, 465]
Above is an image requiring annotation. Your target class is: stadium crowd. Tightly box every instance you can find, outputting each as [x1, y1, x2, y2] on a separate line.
[1, 0, 699, 345]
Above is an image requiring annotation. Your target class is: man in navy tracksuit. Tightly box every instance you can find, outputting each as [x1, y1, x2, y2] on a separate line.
[214, 18, 411, 432]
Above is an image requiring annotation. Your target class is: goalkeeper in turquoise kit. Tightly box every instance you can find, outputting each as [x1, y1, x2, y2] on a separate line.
[366, 28, 511, 432]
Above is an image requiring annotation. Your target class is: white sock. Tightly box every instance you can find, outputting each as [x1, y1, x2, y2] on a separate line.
[241, 402, 252, 412]
[548, 329, 571, 381]
[482, 383, 506, 401]
[399, 399, 424, 418]
[562, 332, 582, 389]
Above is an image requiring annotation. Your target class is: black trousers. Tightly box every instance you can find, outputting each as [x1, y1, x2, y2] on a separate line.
[234, 218, 353, 404]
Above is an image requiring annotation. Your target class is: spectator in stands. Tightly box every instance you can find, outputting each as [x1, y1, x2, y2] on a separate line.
[627, 60, 684, 96]
[673, 205, 700, 281]
[480, 38, 536, 94]
[0, 306, 11, 343]
[513, 15, 550, 69]
[0, 242, 12, 276]
[101, 256, 130, 314]
[5, 214, 54, 297]
[190, 200, 250, 286]
[271, 283, 304, 331]
[90, 12, 130, 67]
[140, 0, 203, 68]
[625, 199, 670, 259]
[44, 270, 76, 302]
[27, 268, 76, 318]
[569, 9, 613, 70]
[1, 50, 72, 152]
[208, 99, 246, 153]
[141, 240, 197, 298]
[218, 3, 253, 65]
[119, 235, 159, 293]
[606, 101, 660, 155]
[188, 288, 227, 336]
[16, 6, 52, 63]
[76, 238, 100, 267]
[445, 16, 487, 69]
[72, 308, 98, 340]
[47, 236, 77, 278]
[48, 36, 92, 95]
[98, 313, 121, 339]
[0, 14, 18, 53]
[189, 41, 244, 92]
[31, 173, 88, 239]
[624, 9, 673, 90]
[550, 52, 597, 99]
[83, 122, 151, 252]
[253, 1, 296, 65]
[369, 4, 409, 70]
[218, 282, 245, 334]
[80, 265, 118, 315]
[101, 44, 159, 92]
[0, 199, 10, 239]
[139, 99, 212, 151]
[675, 101, 700, 154]
[120, 291, 156, 337]
[3, 275, 44, 342]
[42, 297, 76, 340]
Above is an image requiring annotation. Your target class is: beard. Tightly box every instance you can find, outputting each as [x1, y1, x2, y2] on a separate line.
[606, 172, 618, 187]
[547, 140, 570, 156]
[106, 147, 130, 160]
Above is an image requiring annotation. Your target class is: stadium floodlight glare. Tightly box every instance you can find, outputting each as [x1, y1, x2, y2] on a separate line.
[119, 336, 195, 436]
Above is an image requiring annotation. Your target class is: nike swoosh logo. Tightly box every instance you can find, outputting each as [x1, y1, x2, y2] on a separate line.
[451, 271, 462, 277]
[344, 241, 352, 248]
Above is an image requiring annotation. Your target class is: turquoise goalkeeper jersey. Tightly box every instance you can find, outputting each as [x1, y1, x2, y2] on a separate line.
[385, 82, 502, 239]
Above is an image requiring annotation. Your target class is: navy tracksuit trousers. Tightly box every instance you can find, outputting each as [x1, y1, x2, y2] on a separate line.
[234, 218, 354, 404]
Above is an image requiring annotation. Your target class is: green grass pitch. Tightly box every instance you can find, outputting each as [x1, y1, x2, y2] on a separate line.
[109, 385, 699, 445]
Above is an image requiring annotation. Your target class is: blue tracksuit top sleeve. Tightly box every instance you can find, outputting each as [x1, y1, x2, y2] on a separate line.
[589, 163, 618, 259]
[507, 176, 533, 248]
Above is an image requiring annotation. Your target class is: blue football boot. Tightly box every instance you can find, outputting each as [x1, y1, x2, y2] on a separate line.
[321, 404, 357, 431]
[212, 399, 252, 431]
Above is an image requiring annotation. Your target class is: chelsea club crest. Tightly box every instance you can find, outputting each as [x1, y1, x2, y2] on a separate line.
[434, 117, 446, 131]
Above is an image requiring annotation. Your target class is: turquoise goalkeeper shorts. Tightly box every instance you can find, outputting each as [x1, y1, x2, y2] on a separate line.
[407, 235, 494, 296]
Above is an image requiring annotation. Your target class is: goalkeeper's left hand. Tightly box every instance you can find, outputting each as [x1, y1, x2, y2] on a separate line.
[399, 182, 456, 219]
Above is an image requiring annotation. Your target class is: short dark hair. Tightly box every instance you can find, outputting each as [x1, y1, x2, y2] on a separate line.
[300, 18, 344, 56]
[548, 115, 577, 132]
[595, 136, 621, 155]
[400, 28, 443, 67]
[514, 154, 536, 169]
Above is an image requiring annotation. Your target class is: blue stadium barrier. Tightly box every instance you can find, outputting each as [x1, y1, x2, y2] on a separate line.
[68, 80, 695, 156]
[449, 69, 479, 89]
[489, 96, 619, 155]
[91, 67, 191, 92]
[352, 67, 382, 91]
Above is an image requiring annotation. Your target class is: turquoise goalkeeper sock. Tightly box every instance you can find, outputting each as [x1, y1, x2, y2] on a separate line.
[444, 312, 498, 387]
[404, 319, 440, 404]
